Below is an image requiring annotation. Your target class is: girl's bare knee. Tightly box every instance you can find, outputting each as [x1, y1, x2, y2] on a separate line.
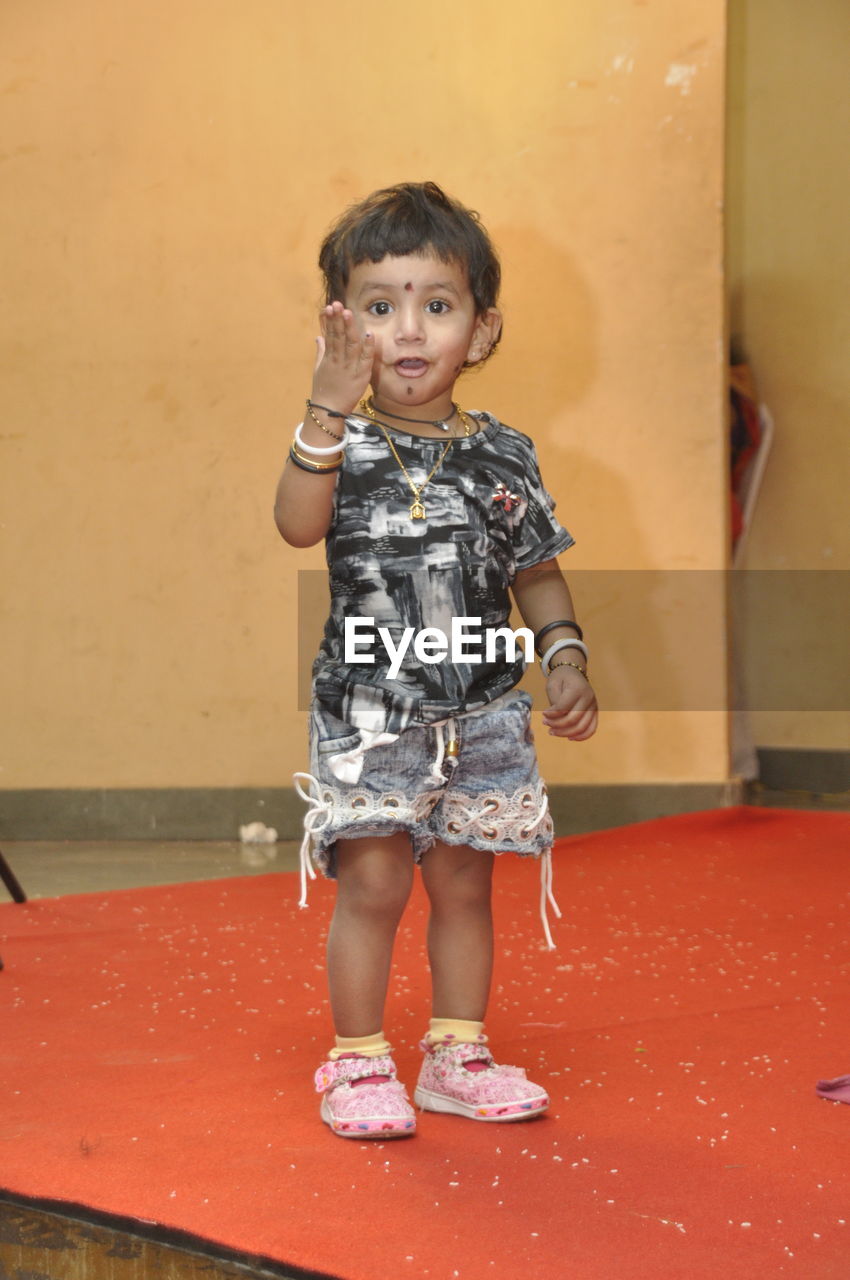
[335, 836, 414, 919]
[422, 843, 494, 913]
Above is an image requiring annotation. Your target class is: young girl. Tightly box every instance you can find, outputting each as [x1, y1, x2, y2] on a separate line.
[275, 182, 598, 1139]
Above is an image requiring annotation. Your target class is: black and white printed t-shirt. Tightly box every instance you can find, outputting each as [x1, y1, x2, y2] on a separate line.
[312, 410, 575, 738]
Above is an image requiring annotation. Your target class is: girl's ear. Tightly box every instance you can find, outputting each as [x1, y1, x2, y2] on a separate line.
[469, 307, 502, 364]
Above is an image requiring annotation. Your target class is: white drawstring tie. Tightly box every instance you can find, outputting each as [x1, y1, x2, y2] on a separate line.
[428, 715, 459, 784]
[540, 847, 563, 951]
[293, 769, 425, 911]
[293, 772, 325, 908]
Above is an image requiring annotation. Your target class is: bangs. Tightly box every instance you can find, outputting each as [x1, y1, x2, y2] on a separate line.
[344, 208, 466, 276]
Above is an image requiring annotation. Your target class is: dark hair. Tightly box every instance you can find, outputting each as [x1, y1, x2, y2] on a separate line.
[318, 182, 501, 359]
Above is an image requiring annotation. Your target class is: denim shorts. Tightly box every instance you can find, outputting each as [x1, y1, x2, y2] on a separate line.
[300, 689, 553, 880]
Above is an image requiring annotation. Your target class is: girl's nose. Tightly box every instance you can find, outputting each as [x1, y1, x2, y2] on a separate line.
[394, 303, 425, 343]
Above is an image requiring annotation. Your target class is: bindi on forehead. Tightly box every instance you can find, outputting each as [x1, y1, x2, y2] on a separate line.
[404, 282, 414, 292]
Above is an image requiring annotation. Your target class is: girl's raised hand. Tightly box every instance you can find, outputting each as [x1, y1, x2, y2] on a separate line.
[311, 301, 375, 415]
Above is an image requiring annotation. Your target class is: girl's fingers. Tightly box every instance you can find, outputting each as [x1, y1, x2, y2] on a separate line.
[548, 706, 599, 740]
[568, 707, 598, 739]
[542, 691, 590, 724]
[312, 307, 374, 408]
[544, 695, 598, 735]
[344, 310, 362, 353]
[319, 302, 343, 345]
[319, 303, 371, 367]
[358, 330, 374, 366]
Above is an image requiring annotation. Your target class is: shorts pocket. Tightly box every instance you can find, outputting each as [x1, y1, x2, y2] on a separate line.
[310, 705, 361, 758]
[317, 733, 360, 756]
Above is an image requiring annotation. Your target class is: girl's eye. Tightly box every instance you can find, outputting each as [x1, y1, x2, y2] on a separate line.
[368, 301, 392, 316]
[427, 299, 450, 314]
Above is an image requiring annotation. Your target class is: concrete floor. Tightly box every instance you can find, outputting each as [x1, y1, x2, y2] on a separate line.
[0, 840, 302, 901]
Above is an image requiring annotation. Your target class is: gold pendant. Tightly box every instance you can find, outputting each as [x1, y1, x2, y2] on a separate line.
[409, 500, 426, 520]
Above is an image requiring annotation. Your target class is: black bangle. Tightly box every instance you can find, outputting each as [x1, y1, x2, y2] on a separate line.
[534, 619, 583, 653]
[306, 400, 347, 419]
[288, 447, 342, 474]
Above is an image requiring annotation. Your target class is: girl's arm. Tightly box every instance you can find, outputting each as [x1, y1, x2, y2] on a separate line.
[510, 558, 599, 741]
[274, 303, 374, 548]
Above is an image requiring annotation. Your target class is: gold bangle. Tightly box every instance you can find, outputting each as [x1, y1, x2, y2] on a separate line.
[289, 448, 341, 475]
[290, 441, 343, 471]
[305, 401, 344, 442]
[548, 660, 588, 681]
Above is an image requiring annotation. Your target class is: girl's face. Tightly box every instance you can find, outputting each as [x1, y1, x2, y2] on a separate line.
[344, 253, 501, 420]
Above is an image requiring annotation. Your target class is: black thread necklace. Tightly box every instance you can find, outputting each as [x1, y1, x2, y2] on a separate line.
[367, 397, 459, 432]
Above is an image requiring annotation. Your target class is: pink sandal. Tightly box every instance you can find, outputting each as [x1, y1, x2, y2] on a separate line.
[315, 1055, 416, 1138]
[414, 1041, 549, 1122]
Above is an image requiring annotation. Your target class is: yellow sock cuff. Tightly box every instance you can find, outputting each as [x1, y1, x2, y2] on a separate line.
[425, 1018, 487, 1047]
[328, 1031, 392, 1061]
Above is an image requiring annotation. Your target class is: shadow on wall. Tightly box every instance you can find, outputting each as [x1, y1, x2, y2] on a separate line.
[479, 223, 598, 419]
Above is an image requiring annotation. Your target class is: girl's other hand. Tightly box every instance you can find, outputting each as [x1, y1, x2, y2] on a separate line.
[542, 666, 599, 740]
[312, 301, 375, 415]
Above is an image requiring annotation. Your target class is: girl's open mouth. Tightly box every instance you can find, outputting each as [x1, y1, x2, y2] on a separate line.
[395, 359, 428, 377]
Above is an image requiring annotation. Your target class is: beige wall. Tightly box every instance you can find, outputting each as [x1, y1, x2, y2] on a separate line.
[0, 1, 728, 791]
[727, 0, 850, 752]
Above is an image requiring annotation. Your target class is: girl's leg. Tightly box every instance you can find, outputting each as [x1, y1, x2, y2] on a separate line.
[415, 841, 549, 1122]
[420, 841, 495, 1021]
[326, 833, 414, 1037]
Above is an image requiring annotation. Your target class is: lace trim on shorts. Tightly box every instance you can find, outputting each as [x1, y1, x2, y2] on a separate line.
[437, 780, 553, 846]
[293, 772, 562, 950]
[293, 772, 440, 893]
[437, 780, 561, 949]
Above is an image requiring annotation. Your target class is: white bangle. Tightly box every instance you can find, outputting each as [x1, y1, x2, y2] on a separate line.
[293, 420, 350, 457]
[541, 637, 589, 676]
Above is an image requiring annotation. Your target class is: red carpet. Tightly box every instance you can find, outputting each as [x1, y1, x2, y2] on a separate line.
[1, 807, 849, 1278]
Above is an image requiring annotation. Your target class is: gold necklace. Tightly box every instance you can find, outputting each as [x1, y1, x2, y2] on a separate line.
[360, 400, 471, 520]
